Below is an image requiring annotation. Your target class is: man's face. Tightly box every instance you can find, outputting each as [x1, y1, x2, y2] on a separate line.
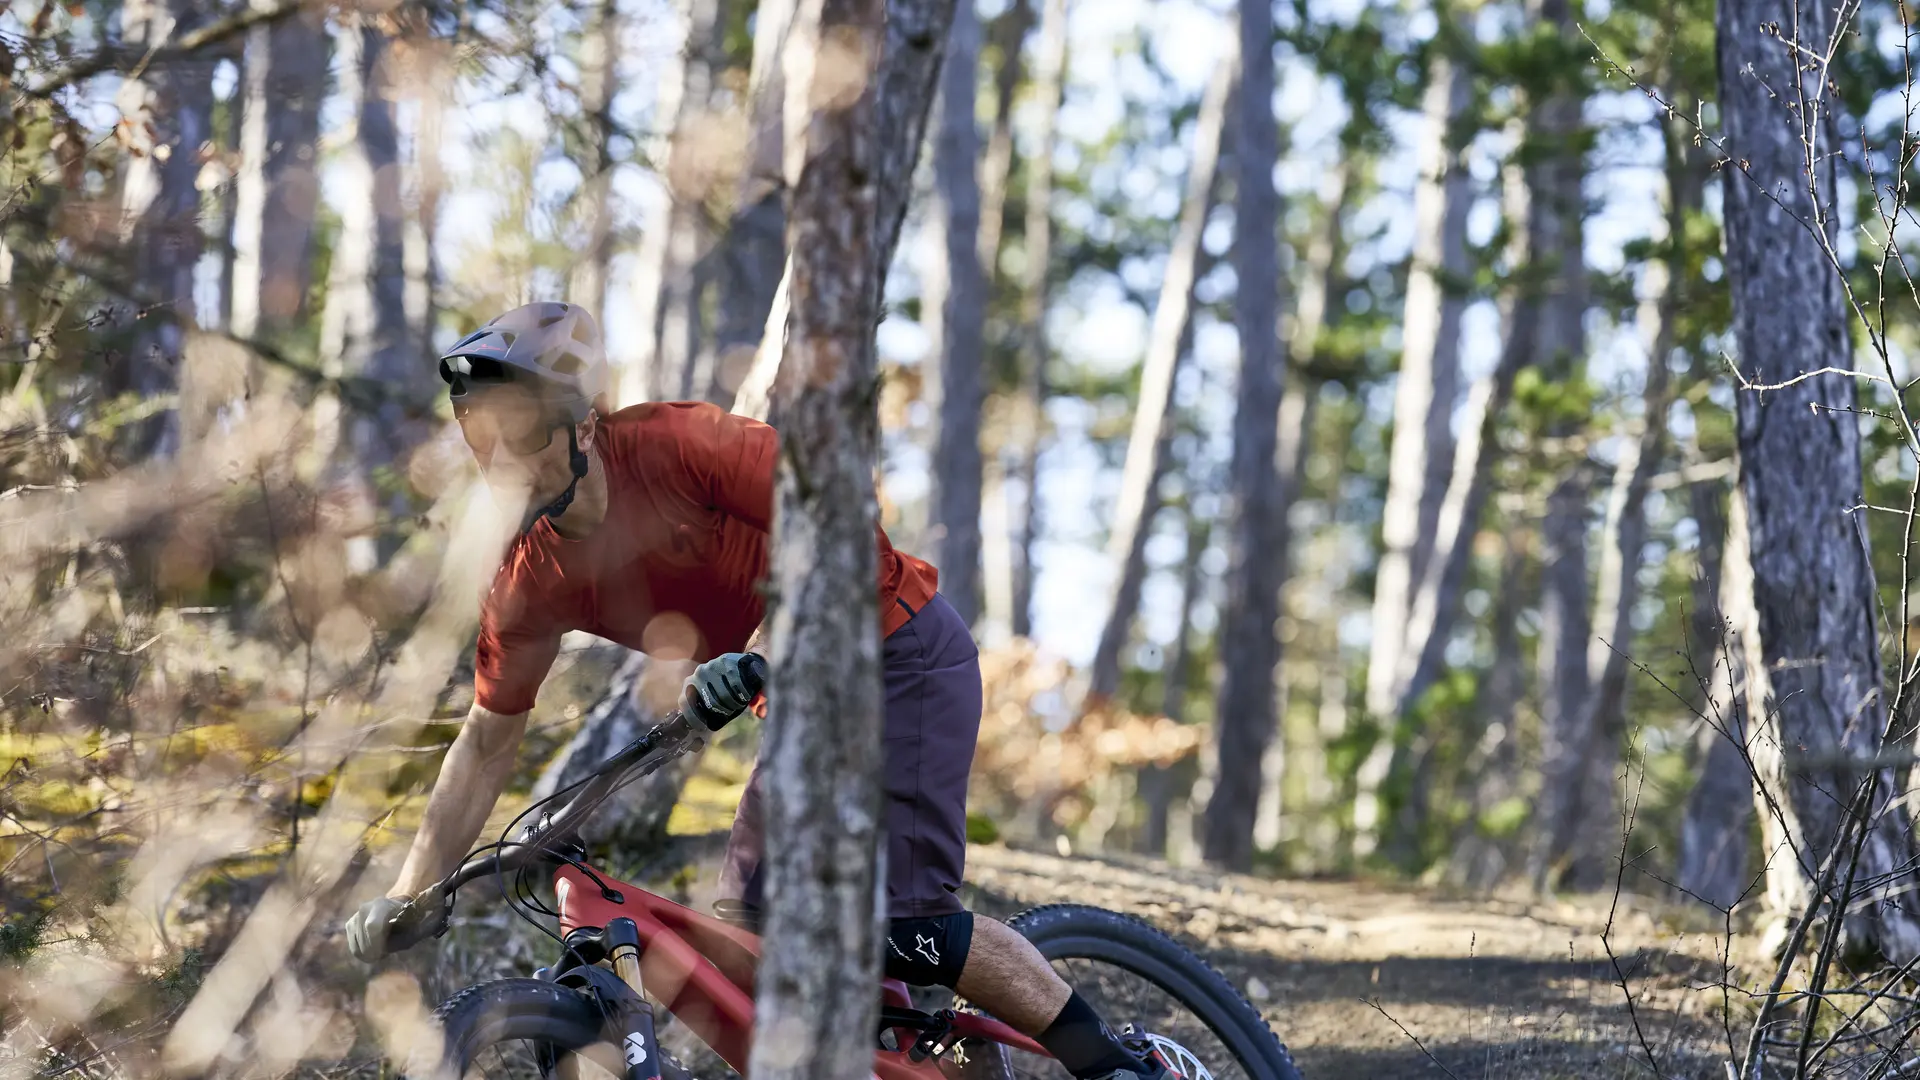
[455, 384, 581, 510]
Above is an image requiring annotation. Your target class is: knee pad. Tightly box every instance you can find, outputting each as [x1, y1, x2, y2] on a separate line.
[883, 911, 973, 989]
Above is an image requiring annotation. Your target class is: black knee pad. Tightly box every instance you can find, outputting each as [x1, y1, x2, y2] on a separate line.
[883, 911, 973, 988]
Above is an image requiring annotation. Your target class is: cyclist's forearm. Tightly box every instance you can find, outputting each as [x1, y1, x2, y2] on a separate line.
[389, 704, 529, 897]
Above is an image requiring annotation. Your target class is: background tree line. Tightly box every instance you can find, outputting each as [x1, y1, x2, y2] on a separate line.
[10, 0, 1920, 1072]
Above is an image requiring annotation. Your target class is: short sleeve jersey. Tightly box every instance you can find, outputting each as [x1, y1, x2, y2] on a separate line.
[472, 401, 938, 715]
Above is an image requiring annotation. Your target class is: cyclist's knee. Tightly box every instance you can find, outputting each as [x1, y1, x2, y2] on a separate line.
[883, 911, 973, 988]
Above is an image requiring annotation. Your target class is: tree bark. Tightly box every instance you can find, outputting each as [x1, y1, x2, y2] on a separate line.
[567, 0, 621, 315]
[1352, 124, 1540, 860]
[1088, 44, 1234, 700]
[1718, 0, 1920, 961]
[623, 0, 724, 407]
[530, 651, 697, 851]
[748, 0, 896, 1074]
[975, 0, 1034, 279]
[114, 0, 216, 459]
[1364, 46, 1470, 721]
[1676, 639, 1754, 910]
[1201, 0, 1285, 873]
[716, 0, 796, 407]
[321, 16, 418, 475]
[1140, 490, 1209, 857]
[229, 0, 326, 341]
[1007, 0, 1070, 640]
[922, 1, 988, 626]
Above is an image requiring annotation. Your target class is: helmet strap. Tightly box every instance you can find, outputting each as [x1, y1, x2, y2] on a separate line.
[522, 424, 591, 533]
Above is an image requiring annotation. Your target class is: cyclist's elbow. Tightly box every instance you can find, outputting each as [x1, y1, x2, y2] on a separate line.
[465, 704, 528, 765]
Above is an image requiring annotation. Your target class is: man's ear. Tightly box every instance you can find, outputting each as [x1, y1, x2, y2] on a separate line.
[578, 410, 599, 450]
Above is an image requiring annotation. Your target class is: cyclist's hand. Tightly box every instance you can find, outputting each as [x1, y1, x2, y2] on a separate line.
[345, 885, 450, 963]
[687, 652, 757, 719]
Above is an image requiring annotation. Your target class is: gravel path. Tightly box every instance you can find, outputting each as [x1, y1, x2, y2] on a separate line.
[962, 845, 1734, 1079]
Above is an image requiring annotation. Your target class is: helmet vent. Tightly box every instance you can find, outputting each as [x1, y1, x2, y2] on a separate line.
[549, 354, 586, 377]
[538, 314, 565, 329]
[571, 321, 596, 346]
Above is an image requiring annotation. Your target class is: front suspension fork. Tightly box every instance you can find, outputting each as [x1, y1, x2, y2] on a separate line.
[606, 917, 662, 1080]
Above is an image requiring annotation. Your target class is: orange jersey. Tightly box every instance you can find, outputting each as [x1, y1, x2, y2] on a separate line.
[472, 401, 937, 715]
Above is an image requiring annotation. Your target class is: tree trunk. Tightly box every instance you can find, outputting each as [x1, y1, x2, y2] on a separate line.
[922, 1, 988, 627]
[229, 0, 326, 342]
[114, 0, 216, 459]
[1088, 45, 1234, 700]
[1353, 125, 1540, 860]
[1201, 0, 1285, 873]
[976, 0, 1034, 279]
[716, 0, 796, 406]
[405, 30, 448, 363]
[1443, 528, 1529, 888]
[624, 0, 724, 407]
[1007, 0, 1070, 640]
[1538, 115, 1693, 890]
[321, 16, 418, 478]
[1676, 639, 1753, 910]
[530, 652, 697, 851]
[728, 0, 955, 423]
[567, 0, 621, 314]
[1719, 0, 1920, 961]
[1141, 493, 1209, 857]
[1675, 265, 1750, 910]
[1364, 46, 1470, 721]
[748, 0, 897, 1074]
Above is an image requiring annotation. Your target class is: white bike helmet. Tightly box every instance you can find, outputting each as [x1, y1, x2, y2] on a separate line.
[437, 302, 608, 422]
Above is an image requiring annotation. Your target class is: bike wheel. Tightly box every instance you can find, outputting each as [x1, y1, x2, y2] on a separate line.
[420, 978, 621, 1080]
[995, 904, 1303, 1080]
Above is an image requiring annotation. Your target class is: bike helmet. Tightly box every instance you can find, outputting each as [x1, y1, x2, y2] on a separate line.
[438, 302, 608, 529]
[437, 301, 607, 423]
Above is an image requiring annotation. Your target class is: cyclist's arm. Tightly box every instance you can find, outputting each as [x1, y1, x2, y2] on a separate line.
[389, 702, 529, 897]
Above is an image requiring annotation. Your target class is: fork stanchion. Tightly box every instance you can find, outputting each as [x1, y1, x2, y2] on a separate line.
[606, 917, 662, 1080]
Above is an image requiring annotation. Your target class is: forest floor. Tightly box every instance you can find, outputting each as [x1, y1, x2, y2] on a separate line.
[962, 843, 1737, 1080]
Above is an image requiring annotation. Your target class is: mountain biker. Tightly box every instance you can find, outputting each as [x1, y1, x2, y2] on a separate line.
[342, 302, 1170, 1080]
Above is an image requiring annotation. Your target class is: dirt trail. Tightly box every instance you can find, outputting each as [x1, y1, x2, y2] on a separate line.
[961, 845, 1735, 1080]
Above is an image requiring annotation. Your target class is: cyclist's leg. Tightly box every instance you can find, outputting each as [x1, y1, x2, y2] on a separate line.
[876, 594, 1158, 1079]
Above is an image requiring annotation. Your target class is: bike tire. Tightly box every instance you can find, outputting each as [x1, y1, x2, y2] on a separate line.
[420, 978, 611, 1079]
[1006, 904, 1304, 1080]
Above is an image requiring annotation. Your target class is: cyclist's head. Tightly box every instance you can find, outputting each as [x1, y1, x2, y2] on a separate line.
[439, 302, 608, 524]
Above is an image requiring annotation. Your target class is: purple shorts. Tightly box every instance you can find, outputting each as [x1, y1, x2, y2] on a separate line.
[719, 592, 982, 917]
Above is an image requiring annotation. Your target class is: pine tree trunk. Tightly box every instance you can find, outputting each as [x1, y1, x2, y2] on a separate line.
[405, 31, 447, 363]
[923, 1, 988, 627]
[530, 651, 697, 851]
[1353, 133, 1539, 860]
[624, 0, 724, 406]
[568, 0, 621, 314]
[1141, 496, 1209, 857]
[229, 0, 326, 341]
[1200, 0, 1285, 874]
[1007, 0, 1070, 640]
[322, 16, 418, 477]
[1088, 46, 1233, 701]
[1513, 0, 1598, 892]
[1364, 47, 1470, 721]
[716, 0, 796, 406]
[748, 0, 900, 1074]
[114, 0, 216, 459]
[1676, 640, 1753, 910]
[975, 0, 1034, 279]
[1719, 0, 1920, 961]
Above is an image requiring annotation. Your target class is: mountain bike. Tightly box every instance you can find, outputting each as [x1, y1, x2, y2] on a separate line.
[394, 656, 1304, 1080]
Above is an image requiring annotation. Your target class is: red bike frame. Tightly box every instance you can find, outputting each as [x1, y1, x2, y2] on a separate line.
[552, 864, 1050, 1079]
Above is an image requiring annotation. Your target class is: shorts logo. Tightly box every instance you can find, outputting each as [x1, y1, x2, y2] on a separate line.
[915, 934, 941, 966]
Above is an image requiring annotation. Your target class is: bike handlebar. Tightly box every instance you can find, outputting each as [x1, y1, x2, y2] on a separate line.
[438, 652, 768, 896]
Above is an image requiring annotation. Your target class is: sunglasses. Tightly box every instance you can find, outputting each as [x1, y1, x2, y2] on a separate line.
[453, 388, 566, 458]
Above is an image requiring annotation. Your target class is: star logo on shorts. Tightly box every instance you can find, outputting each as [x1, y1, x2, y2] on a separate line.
[915, 933, 941, 966]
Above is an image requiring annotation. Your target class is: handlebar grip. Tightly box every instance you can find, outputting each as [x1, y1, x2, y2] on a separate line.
[683, 651, 769, 733]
